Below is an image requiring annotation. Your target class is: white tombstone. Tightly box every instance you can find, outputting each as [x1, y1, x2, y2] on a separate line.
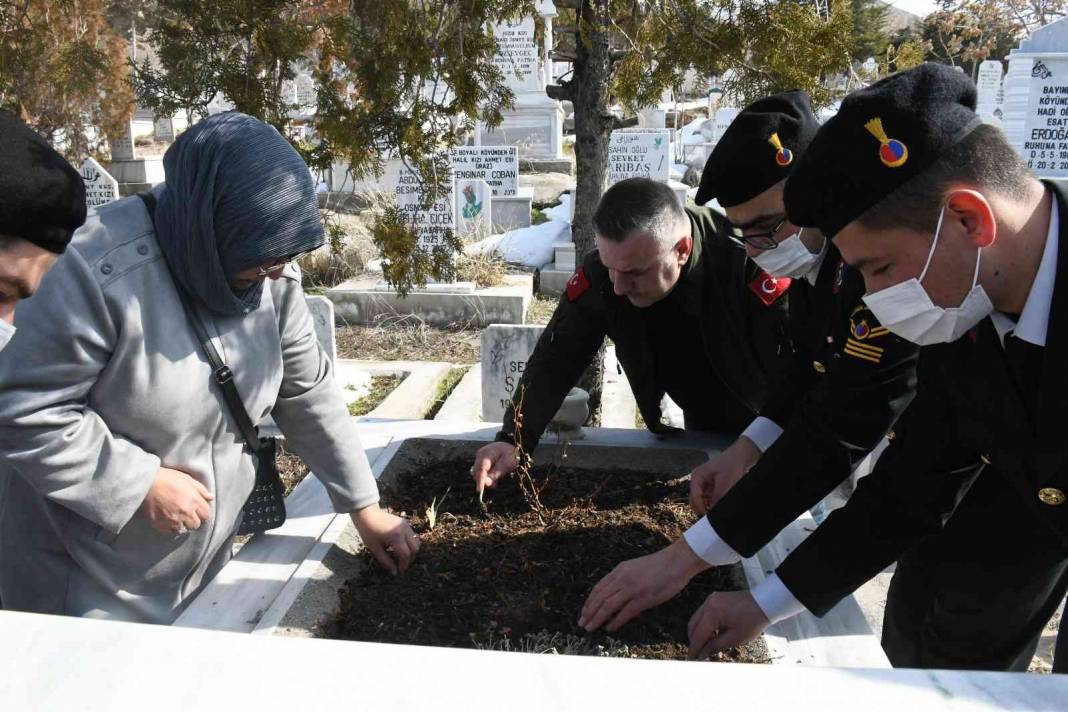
[712, 107, 740, 143]
[79, 158, 119, 209]
[455, 179, 493, 240]
[976, 59, 1005, 125]
[295, 74, 317, 110]
[395, 164, 456, 256]
[481, 324, 545, 422]
[451, 146, 519, 196]
[153, 116, 175, 142]
[607, 128, 672, 184]
[477, 4, 565, 161]
[1003, 18, 1068, 178]
[861, 57, 878, 81]
[109, 119, 137, 161]
[305, 295, 337, 366]
[638, 107, 667, 129]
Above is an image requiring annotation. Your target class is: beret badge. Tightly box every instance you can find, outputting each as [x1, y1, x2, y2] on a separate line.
[768, 132, 793, 167]
[864, 117, 908, 168]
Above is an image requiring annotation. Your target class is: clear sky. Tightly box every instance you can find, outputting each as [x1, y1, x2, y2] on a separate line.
[886, 0, 939, 18]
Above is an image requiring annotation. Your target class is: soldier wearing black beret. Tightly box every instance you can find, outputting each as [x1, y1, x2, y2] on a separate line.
[470, 177, 795, 495]
[0, 110, 86, 349]
[578, 91, 918, 638]
[686, 63, 1068, 673]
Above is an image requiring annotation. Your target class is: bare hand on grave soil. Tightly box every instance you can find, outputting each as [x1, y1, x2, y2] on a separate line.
[350, 504, 421, 575]
[687, 591, 769, 660]
[471, 441, 519, 494]
[139, 466, 214, 536]
[689, 436, 762, 515]
[578, 538, 710, 632]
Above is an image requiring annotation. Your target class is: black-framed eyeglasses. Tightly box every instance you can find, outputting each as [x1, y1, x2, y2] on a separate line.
[727, 216, 789, 250]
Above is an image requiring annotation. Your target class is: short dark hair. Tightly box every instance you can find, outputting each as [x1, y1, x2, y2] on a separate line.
[858, 124, 1034, 233]
[593, 178, 686, 246]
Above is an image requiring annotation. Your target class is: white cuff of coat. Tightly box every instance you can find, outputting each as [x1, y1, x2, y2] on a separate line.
[741, 417, 784, 453]
[683, 517, 742, 566]
[751, 573, 807, 624]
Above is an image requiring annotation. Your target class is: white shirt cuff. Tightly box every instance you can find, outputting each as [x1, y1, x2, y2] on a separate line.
[683, 516, 742, 566]
[750, 573, 807, 624]
[741, 417, 784, 453]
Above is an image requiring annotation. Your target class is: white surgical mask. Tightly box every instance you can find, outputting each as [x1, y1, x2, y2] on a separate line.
[752, 229, 821, 278]
[862, 207, 994, 346]
[0, 320, 15, 353]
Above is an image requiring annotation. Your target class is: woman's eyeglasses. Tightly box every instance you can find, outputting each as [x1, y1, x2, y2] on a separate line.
[254, 253, 304, 277]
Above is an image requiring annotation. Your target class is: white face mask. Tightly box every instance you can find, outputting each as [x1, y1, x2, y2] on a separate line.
[862, 207, 994, 346]
[752, 229, 822, 278]
[0, 320, 15, 353]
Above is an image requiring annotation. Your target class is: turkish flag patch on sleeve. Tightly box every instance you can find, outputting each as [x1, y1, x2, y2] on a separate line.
[748, 271, 791, 306]
[566, 266, 590, 301]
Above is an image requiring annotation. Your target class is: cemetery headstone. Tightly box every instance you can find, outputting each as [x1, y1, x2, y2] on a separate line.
[395, 165, 456, 255]
[109, 119, 137, 161]
[977, 59, 1005, 125]
[481, 324, 545, 422]
[295, 74, 317, 110]
[80, 158, 120, 209]
[494, 16, 542, 94]
[451, 146, 519, 196]
[305, 295, 337, 366]
[712, 107, 740, 143]
[153, 116, 175, 142]
[455, 179, 493, 240]
[608, 129, 672, 184]
[1020, 57, 1068, 177]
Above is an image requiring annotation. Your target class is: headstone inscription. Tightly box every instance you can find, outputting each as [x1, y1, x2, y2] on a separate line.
[305, 295, 337, 365]
[451, 146, 519, 196]
[481, 324, 546, 422]
[1021, 57, 1068, 177]
[976, 60, 1005, 124]
[395, 165, 456, 254]
[109, 119, 137, 161]
[80, 158, 120, 209]
[607, 129, 672, 184]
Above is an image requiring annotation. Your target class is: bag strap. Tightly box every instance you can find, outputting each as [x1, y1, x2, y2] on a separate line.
[138, 192, 263, 453]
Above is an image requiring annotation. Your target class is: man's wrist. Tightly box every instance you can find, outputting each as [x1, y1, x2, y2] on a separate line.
[668, 537, 712, 580]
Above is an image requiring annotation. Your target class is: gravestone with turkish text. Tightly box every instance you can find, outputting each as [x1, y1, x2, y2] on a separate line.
[1022, 57, 1068, 177]
[493, 16, 543, 94]
[481, 324, 545, 422]
[80, 158, 119, 209]
[608, 129, 672, 184]
[154, 116, 175, 142]
[395, 166, 456, 255]
[305, 295, 337, 365]
[451, 146, 519, 196]
[712, 107, 740, 143]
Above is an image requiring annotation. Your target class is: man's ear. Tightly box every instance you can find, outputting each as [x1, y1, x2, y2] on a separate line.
[944, 189, 997, 249]
[675, 235, 693, 265]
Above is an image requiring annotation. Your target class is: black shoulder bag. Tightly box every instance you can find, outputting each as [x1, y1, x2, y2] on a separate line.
[138, 192, 286, 535]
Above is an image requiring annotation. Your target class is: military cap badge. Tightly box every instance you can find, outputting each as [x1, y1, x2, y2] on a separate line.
[864, 117, 908, 168]
[768, 132, 793, 167]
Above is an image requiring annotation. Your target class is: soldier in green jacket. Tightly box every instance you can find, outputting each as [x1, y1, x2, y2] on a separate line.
[471, 177, 793, 491]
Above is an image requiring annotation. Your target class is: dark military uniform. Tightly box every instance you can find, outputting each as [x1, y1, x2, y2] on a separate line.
[704, 242, 918, 556]
[497, 206, 792, 451]
[777, 59, 1068, 671]
[777, 186, 1068, 672]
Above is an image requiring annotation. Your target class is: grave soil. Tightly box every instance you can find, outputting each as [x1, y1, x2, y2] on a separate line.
[326, 454, 769, 663]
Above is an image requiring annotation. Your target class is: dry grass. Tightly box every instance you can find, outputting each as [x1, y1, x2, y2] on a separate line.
[299, 212, 380, 290]
[454, 251, 506, 288]
[348, 375, 405, 417]
[336, 314, 481, 363]
[425, 366, 468, 420]
[526, 294, 558, 325]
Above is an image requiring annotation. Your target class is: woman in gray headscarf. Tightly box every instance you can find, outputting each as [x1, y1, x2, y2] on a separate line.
[0, 113, 419, 624]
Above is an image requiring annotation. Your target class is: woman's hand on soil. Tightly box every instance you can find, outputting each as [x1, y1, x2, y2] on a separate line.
[471, 441, 519, 494]
[687, 591, 769, 660]
[578, 538, 709, 633]
[351, 504, 421, 575]
[688, 437, 761, 515]
[140, 466, 214, 536]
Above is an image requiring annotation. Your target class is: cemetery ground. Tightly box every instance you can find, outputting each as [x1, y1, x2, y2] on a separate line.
[325, 446, 768, 664]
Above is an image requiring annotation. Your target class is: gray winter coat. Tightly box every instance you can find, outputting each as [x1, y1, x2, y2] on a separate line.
[0, 195, 378, 624]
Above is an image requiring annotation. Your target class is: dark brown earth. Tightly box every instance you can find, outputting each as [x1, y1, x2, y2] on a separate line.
[327, 455, 769, 663]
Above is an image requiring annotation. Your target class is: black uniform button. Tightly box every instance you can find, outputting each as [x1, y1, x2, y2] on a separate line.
[1039, 488, 1065, 506]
